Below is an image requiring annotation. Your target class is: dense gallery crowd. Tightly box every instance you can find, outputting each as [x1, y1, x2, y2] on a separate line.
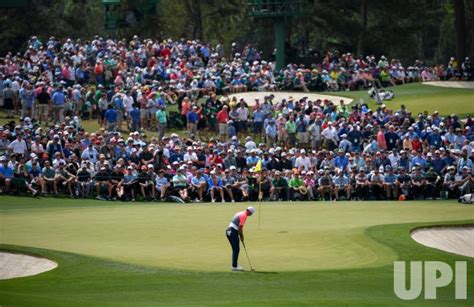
[0, 36, 473, 202]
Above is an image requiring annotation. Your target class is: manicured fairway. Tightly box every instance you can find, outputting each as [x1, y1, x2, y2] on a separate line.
[337, 83, 474, 118]
[0, 197, 473, 306]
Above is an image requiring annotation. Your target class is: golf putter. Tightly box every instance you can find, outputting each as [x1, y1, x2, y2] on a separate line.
[242, 242, 255, 272]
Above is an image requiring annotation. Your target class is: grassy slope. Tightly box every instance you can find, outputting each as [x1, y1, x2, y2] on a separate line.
[333, 83, 474, 117]
[0, 197, 473, 306]
[1, 197, 473, 271]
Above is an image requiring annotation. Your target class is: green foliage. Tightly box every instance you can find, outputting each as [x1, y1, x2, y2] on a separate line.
[0, 0, 104, 55]
[0, 0, 471, 65]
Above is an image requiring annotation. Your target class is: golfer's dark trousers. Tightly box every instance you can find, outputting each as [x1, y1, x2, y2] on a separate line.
[226, 227, 239, 268]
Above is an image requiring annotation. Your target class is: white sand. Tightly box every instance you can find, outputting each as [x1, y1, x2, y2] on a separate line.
[0, 252, 57, 280]
[229, 91, 353, 106]
[423, 81, 474, 89]
[411, 226, 474, 258]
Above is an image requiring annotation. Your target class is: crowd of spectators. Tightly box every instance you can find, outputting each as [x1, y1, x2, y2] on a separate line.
[0, 36, 473, 202]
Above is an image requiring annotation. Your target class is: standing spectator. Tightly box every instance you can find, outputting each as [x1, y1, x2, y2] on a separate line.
[187, 106, 199, 137]
[52, 85, 66, 124]
[155, 105, 167, 140]
[104, 104, 118, 132]
[216, 106, 229, 141]
[36, 86, 51, 124]
[3, 84, 15, 118]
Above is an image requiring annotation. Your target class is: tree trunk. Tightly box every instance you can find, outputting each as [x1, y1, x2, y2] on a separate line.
[183, 0, 204, 40]
[357, 0, 368, 57]
[454, 0, 466, 60]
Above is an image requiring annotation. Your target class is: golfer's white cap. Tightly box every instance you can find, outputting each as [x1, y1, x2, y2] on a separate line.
[247, 207, 255, 215]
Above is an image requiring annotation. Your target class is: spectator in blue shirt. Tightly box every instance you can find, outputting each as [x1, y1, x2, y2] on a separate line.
[51, 85, 66, 123]
[104, 104, 118, 132]
[411, 152, 427, 170]
[431, 150, 447, 174]
[207, 171, 224, 202]
[427, 128, 442, 148]
[383, 167, 398, 199]
[265, 120, 277, 147]
[334, 150, 349, 171]
[253, 109, 264, 136]
[129, 104, 141, 132]
[0, 156, 13, 192]
[187, 106, 199, 136]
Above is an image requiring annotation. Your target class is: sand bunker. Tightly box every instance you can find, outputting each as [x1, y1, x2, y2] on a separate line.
[229, 91, 353, 106]
[423, 81, 474, 89]
[0, 252, 57, 280]
[411, 226, 474, 258]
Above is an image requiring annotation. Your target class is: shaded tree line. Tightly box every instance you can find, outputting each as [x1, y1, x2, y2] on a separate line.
[0, 0, 471, 65]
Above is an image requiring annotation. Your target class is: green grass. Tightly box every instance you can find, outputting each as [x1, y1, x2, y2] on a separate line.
[333, 83, 474, 118]
[0, 197, 473, 306]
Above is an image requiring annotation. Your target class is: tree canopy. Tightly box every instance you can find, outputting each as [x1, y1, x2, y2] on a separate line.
[0, 0, 471, 65]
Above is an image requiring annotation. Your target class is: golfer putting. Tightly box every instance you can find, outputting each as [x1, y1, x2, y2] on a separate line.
[226, 207, 255, 271]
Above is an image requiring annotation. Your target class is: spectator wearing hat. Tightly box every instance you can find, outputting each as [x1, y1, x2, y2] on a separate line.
[52, 85, 66, 124]
[172, 167, 188, 201]
[383, 167, 398, 199]
[265, 119, 277, 148]
[424, 167, 441, 199]
[355, 169, 369, 200]
[94, 164, 110, 199]
[252, 107, 264, 138]
[7, 132, 27, 157]
[122, 166, 138, 201]
[285, 115, 297, 148]
[333, 169, 351, 200]
[0, 156, 14, 193]
[216, 106, 229, 142]
[41, 160, 58, 196]
[317, 170, 334, 201]
[395, 168, 410, 198]
[369, 168, 385, 199]
[136, 165, 155, 201]
[289, 171, 305, 201]
[456, 150, 473, 174]
[76, 162, 92, 198]
[108, 165, 125, 200]
[410, 167, 426, 199]
[442, 166, 459, 198]
[270, 171, 289, 201]
[303, 171, 316, 200]
[155, 105, 167, 140]
[104, 104, 118, 132]
[129, 103, 141, 133]
[187, 106, 199, 137]
[190, 169, 206, 202]
[296, 113, 309, 148]
[205, 170, 224, 203]
[460, 168, 473, 195]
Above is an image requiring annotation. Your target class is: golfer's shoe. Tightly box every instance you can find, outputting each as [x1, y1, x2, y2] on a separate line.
[232, 266, 244, 272]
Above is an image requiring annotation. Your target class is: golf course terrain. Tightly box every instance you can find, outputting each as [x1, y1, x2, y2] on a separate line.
[0, 197, 473, 306]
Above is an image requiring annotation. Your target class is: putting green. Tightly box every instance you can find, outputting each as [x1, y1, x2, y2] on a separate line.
[1, 198, 472, 272]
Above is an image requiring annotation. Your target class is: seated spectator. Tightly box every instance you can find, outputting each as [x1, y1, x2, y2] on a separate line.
[333, 170, 351, 201]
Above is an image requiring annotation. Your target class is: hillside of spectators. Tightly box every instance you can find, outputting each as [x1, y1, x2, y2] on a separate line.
[0, 36, 473, 202]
